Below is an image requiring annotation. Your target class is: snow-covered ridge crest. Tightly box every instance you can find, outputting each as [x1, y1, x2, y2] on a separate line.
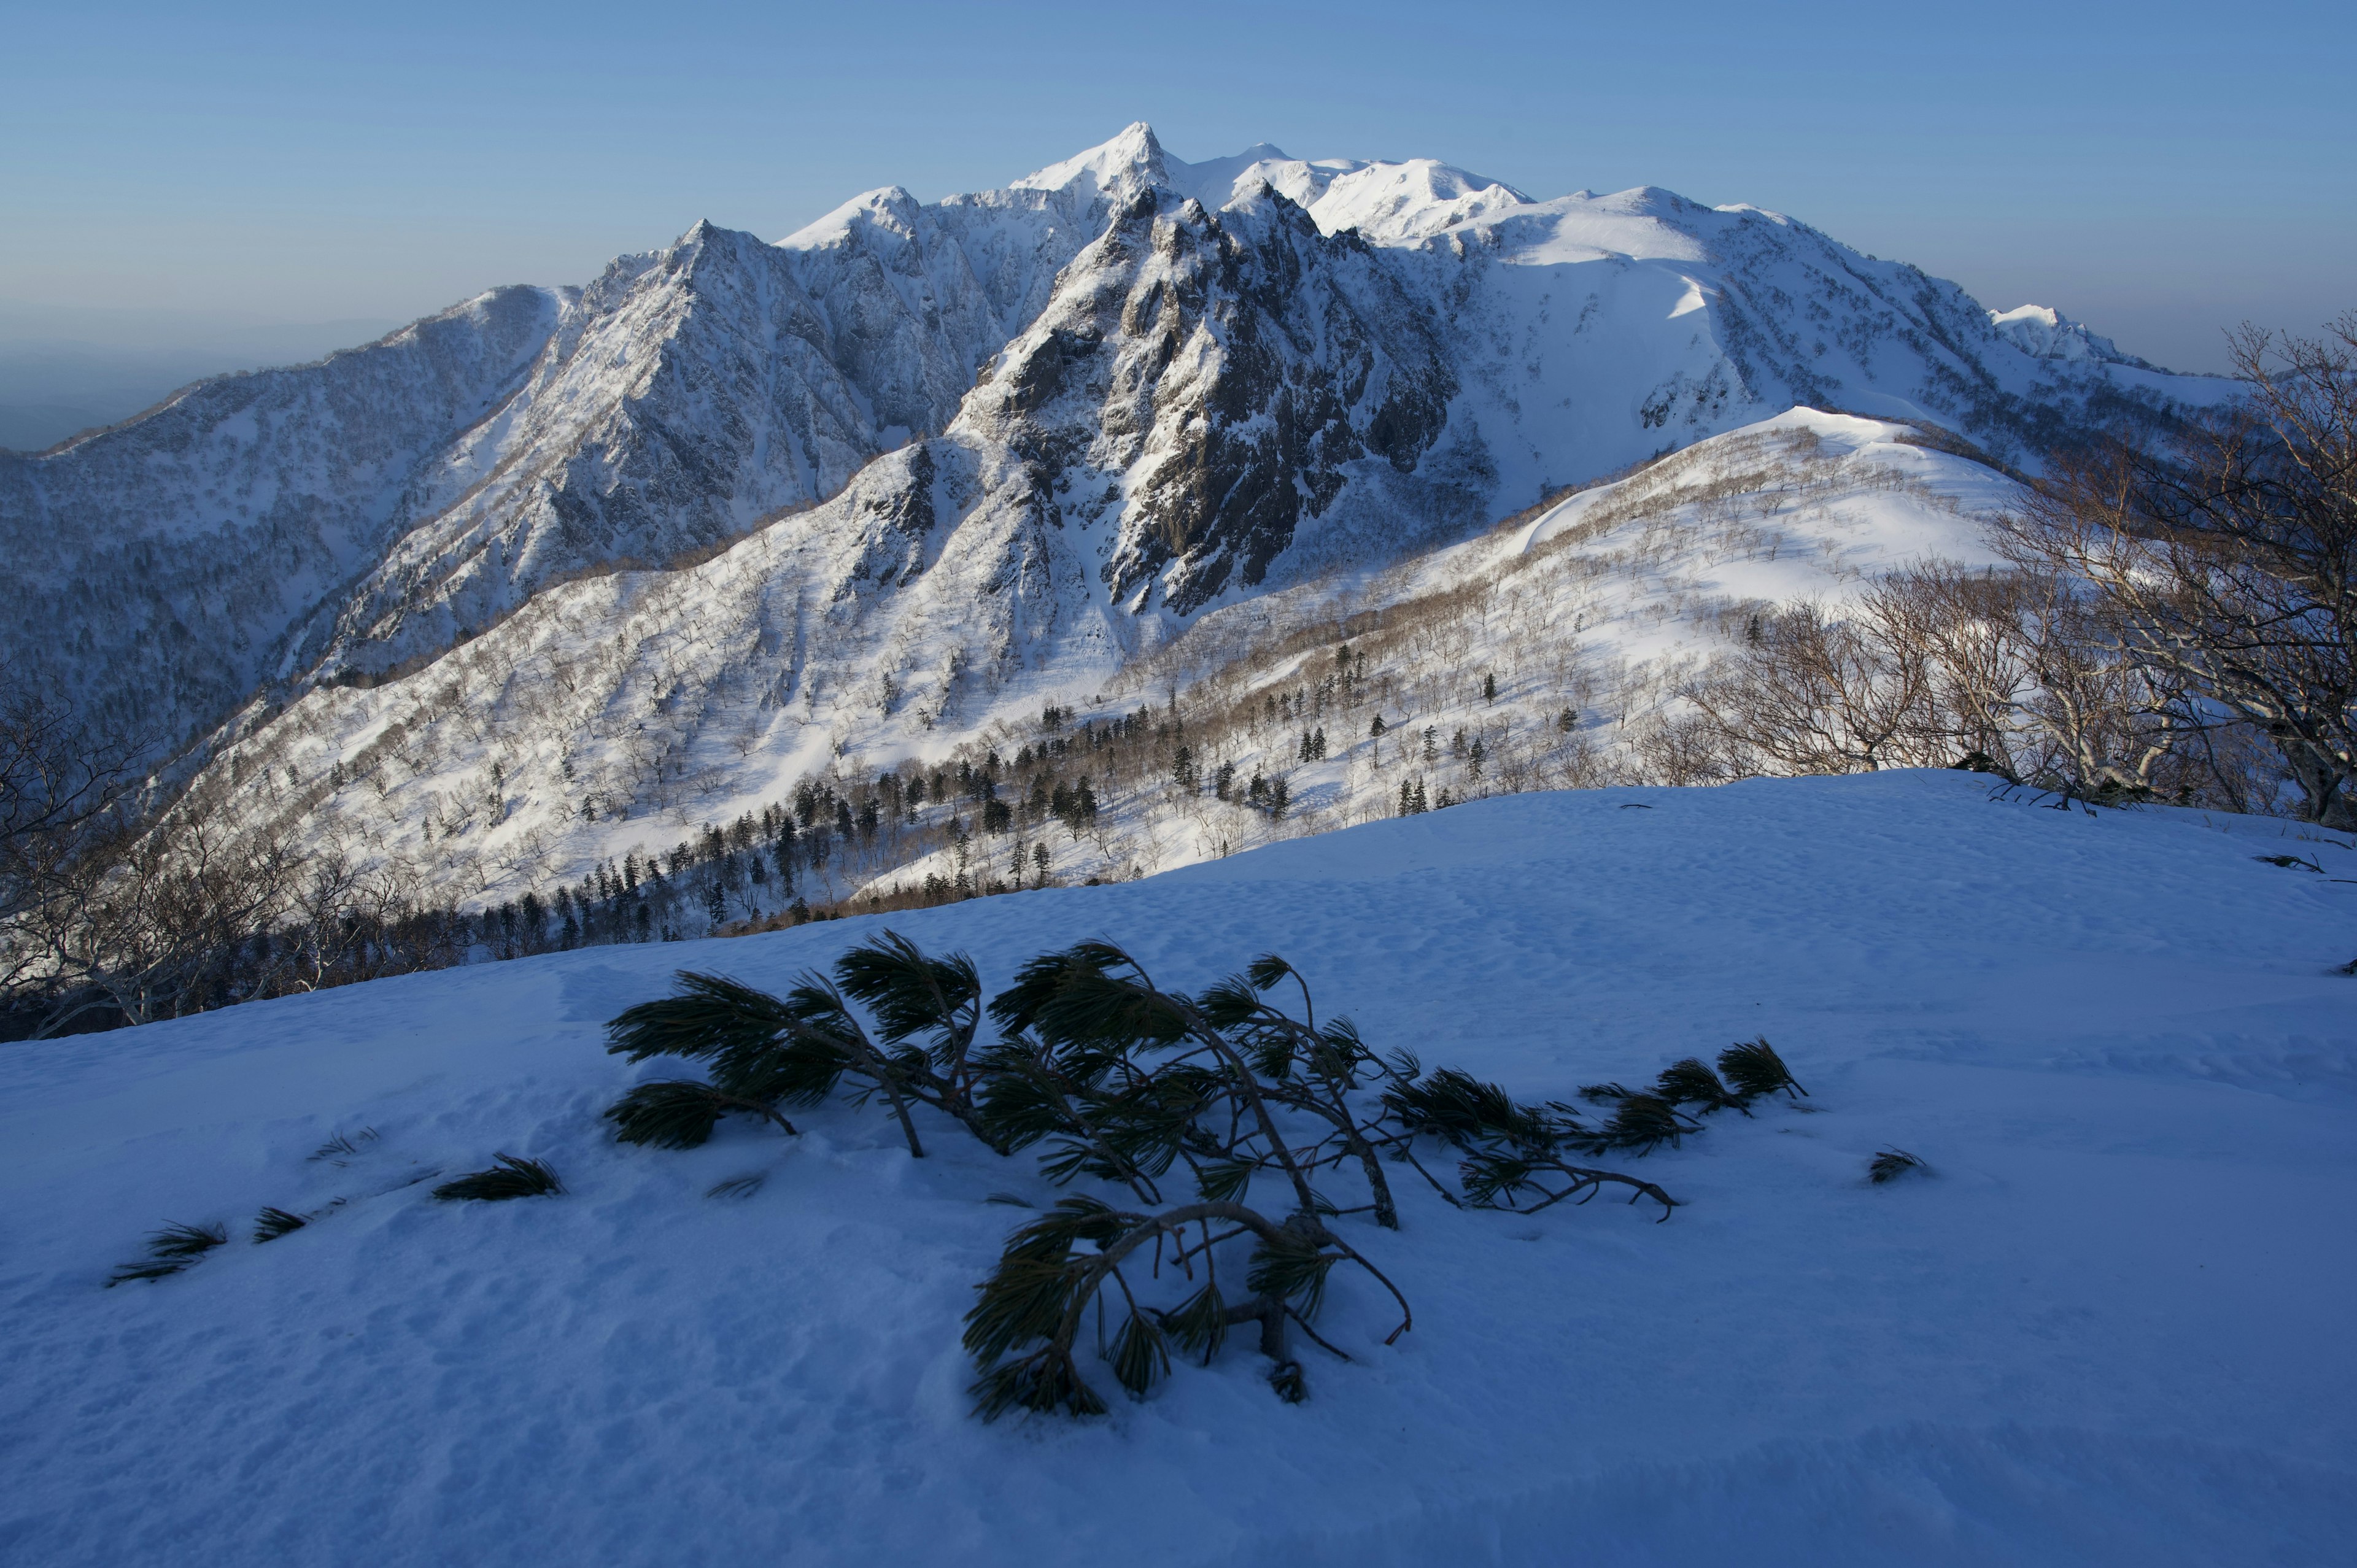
[1007, 122, 1530, 244]
[1989, 304, 2150, 368]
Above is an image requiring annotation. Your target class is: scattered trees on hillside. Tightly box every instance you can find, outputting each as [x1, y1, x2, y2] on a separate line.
[1678, 319, 2356, 820]
[1998, 319, 2357, 826]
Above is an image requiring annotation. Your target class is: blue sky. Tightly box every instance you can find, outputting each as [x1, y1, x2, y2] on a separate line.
[2, 0, 2349, 373]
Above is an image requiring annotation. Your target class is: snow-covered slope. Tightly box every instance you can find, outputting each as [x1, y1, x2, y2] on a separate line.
[4, 123, 2231, 797]
[0, 288, 563, 746]
[173, 409, 2017, 907]
[6, 771, 2352, 1565]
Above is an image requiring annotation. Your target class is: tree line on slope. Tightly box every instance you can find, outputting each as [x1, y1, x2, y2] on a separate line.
[7, 320, 2351, 1037]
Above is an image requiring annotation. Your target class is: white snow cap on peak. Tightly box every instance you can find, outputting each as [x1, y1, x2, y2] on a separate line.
[775, 187, 921, 250]
[1304, 158, 1533, 243]
[1989, 304, 2134, 365]
[1011, 122, 1169, 201]
[1012, 123, 1531, 243]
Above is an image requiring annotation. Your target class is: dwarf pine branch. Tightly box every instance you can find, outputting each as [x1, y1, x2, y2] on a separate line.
[252, 1206, 309, 1242]
[605, 933, 1014, 1159]
[963, 1198, 1401, 1419]
[432, 1154, 563, 1201]
[1868, 1147, 1926, 1183]
[595, 937, 1815, 1419]
[1380, 1067, 1681, 1219]
[106, 1220, 228, 1285]
[1718, 1037, 1807, 1100]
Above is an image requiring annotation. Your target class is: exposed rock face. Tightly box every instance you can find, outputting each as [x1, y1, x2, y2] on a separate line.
[959, 186, 1466, 612]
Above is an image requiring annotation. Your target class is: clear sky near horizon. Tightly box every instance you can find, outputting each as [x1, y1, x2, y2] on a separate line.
[1, 0, 2350, 377]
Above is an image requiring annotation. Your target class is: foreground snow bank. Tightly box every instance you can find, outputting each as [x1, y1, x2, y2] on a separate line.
[4, 771, 2353, 1566]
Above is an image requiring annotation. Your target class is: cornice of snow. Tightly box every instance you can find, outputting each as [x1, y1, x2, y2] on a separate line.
[1988, 303, 2156, 370]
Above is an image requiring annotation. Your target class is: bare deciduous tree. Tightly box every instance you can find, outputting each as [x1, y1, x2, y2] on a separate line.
[2000, 317, 2357, 827]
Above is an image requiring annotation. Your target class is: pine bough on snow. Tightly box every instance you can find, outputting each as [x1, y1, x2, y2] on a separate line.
[598, 933, 1821, 1420]
[106, 1221, 229, 1286]
[92, 932, 1821, 1416]
[431, 1154, 564, 1202]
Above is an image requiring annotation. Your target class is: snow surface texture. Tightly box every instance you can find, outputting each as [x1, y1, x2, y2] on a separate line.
[3, 771, 2353, 1565]
[3, 123, 2226, 770]
[185, 410, 2018, 908]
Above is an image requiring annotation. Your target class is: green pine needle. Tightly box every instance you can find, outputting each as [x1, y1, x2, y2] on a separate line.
[1868, 1148, 1926, 1184]
[1573, 1093, 1693, 1154]
[833, 930, 981, 1065]
[1719, 1037, 1808, 1100]
[605, 1080, 730, 1149]
[1157, 1282, 1229, 1363]
[432, 1154, 564, 1202]
[1110, 1311, 1172, 1398]
[252, 1207, 309, 1242]
[1246, 1229, 1336, 1321]
[1654, 1057, 1746, 1114]
[1193, 1159, 1255, 1203]
[308, 1129, 378, 1163]
[106, 1221, 228, 1286]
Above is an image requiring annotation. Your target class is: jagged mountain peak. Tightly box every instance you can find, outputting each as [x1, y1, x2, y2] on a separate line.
[1011, 120, 1171, 202]
[1004, 125, 1525, 245]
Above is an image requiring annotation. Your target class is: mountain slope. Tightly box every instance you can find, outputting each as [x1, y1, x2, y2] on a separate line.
[4, 124, 2232, 798]
[6, 771, 2351, 1566]
[0, 287, 563, 746]
[171, 409, 2021, 908]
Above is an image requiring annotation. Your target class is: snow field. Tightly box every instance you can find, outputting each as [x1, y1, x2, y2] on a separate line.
[2, 771, 2351, 1566]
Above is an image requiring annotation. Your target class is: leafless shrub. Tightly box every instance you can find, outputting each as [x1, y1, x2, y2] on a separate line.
[1997, 317, 2357, 827]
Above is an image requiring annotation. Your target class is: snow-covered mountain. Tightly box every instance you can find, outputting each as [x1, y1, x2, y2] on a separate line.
[174, 410, 2025, 906]
[4, 123, 2230, 845]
